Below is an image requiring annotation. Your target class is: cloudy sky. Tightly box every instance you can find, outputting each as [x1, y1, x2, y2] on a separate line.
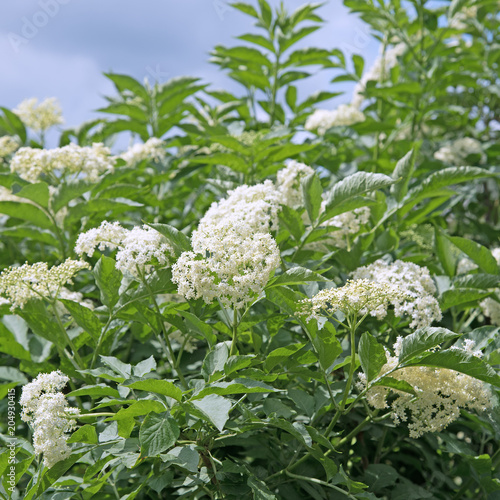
[0, 0, 379, 133]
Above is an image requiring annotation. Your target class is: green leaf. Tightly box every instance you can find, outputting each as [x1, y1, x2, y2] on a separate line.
[264, 343, 306, 372]
[93, 256, 122, 310]
[322, 172, 394, 221]
[140, 412, 180, 456]
[446, 236, 498, 274]
[193, 378, 276, 399]
[371, 377, 416, 396]
[177, 310, 216, 346]
[248, 475, 277, 500]
[58, 299, 102, 341]
[134, 356, 157, 377]
[435, 227, 460, 277]
[122, 379, 182, 402]
[50, 181, 91, 213]
[258, 0, 272, 27]
[18, 300, 67, 346]
[104, 72, 148, 100]
[190, 152, 249, 173]
[285, 85, 297, 110]
[398, 327, 460, 364]
[202, 342, 229, 381]
[231, 2, 259, 18]
[301, 172, 322, 223]
[0, 322, 30, 361]
[110, 400, 166, 421]
[265, 286, 303, 315]
[404, 349, 500, 387]
[67, 424, 98, 444]
[161, 445, 199, 473]
[224, 355, 256, 375]
[238, 33, 275, 52]
[454, 274, 499, 290]
[359, 332, 387, 382]
[191, 394, 232, 431]
[313, 323, 342, 371]
[279, 205, 305, 241]
[267, 267, 327, 288]
[1, 107, 27, 143]
[391, 148, 417, 202]
[68, 384, 121, 398]
[14, 182, 50, 208]
[352, 54, 364, 78]
[441, 289, 492, 311]
[100, 355, 132, 379]
[0, 201, 53, 229]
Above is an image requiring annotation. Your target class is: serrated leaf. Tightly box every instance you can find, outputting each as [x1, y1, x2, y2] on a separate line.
[267, 267, 327, 288]
[100, 355, 132, 379]
[447, 236, 498, 274]
[193, 378, 276, 399]
[371, 377, 416, 395]
[0, 201, 53, 229]
[435, 227, 459, 277]
[139, 412, 179, 456]
[398, 327, 460, 364]
[441, 288, 492, 311]
[93, 256, 122, 310]
[14, 182, 50, 208]
[122, 379, 182, 401]
[134, 356, 157, 377]
[202, 342, 229, 381]
[67, 424, 98, 444]
[301, 172, 322, 223]
[404, 349, 500, 387]
[59, 299, 102, 341]
[313, 323, 342, 371]
[322, 172, 394, 221]
[391, 148, 417, 202]
[191, 394, 232, 431]
[359, 332, 386, 382]
[110, 400, 166, 421]
[264, 343, 306, 372]
[68, 384, 121, 398]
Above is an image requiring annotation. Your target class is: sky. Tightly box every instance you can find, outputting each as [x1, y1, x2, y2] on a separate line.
[0, 0, 379, 135]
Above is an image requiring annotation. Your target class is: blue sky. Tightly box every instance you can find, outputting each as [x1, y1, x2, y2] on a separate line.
[0, 0, 379, 133]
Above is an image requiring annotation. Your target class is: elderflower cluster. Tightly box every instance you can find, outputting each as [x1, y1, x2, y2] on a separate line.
[10, 143, 115, 183]
[322, 206, 371, 249]
[120, 137, 166, 166]
[20, 371, 79, 468]
[352, 44, 406, 108]
[479, 248, 500, 325]
[173, 219, 280, 309]
[359, 339, 493, 438]
[351, 260, 442, 329]
[276, 161, 315, 209]
[0, 135, 20, 162]
[434, 137, 486, 165]
[300, 279, 407, 321]
[0, 259, 90, 311]
[14, 97, 64, 132]
[305, 104, 365, 135]
[449, 6, 478, 30]
[169, 330, 197, 354]
[75, 221, 174, 277]
[199, 180, 281, 233]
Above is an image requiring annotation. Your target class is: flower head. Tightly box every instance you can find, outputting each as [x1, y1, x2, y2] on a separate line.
[120, 137, 166, 166]
[351, 259, 442, 329]
[20, 371, 79, 468]
[305, 104, 365, 135]
[276, 161, 315, 209]
[0, 259, 90, 311]
[14, 97, 63, 131]
[0, 135, 20, 162]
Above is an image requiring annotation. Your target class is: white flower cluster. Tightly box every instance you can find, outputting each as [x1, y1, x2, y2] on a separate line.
[300, 279, 407, 322]
[169, 330, 197, 354]
[0, 135, 20, 162]
[479, 248, 500, 325]
[450, 6, 477, 30]
[321, 205, 371, 249]
[359, 339, 493, 438]
[173, 219, 280, 309]
[305, 104, 365, 135]
[75, 221, 174, 277]
[434, 137, 486, 165]
[199, 180, 281, 233]
[20, 371, 79, 469]
[351, 259, 442, 329]
[352, 43, 406, 108]
[120, 137, 166, 166]
[276, 161, 315, 209]
[0, 259, 90, 311]
[10, 143, 115, 183]
[14, 97, 64, 132]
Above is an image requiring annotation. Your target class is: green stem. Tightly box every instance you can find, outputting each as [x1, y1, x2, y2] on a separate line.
[76, 412, 115, 418]
[230, 309, 238, 357]
[285, 470, 356, 499]
[52, 302, 85, 370]
[90, 315, 113, 369]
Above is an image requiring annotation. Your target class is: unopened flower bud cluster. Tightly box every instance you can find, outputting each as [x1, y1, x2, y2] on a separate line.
[275, 161, 315, 209]
[0, 259, 90, 311]
[20, 371, 79, 469]
[75, 221, 174, 277]
[11, 143, 115, 183]
[359, 339, 493, 438]
[300, 279, 408, 321]
[14, 97, 64, 132]
[351, 259, 442, 329]
[305, 104, 365, 135]
[0, 135, 20, 162]
[120, 137, 166, 166]
[434, 137, 485, 165]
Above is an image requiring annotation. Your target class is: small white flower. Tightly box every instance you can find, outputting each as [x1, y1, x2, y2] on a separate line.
[14, 97, 63, 132]
[276, 161, 315, 209]
[305, 104, 365, 135]
[120, 137, 166, 166]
